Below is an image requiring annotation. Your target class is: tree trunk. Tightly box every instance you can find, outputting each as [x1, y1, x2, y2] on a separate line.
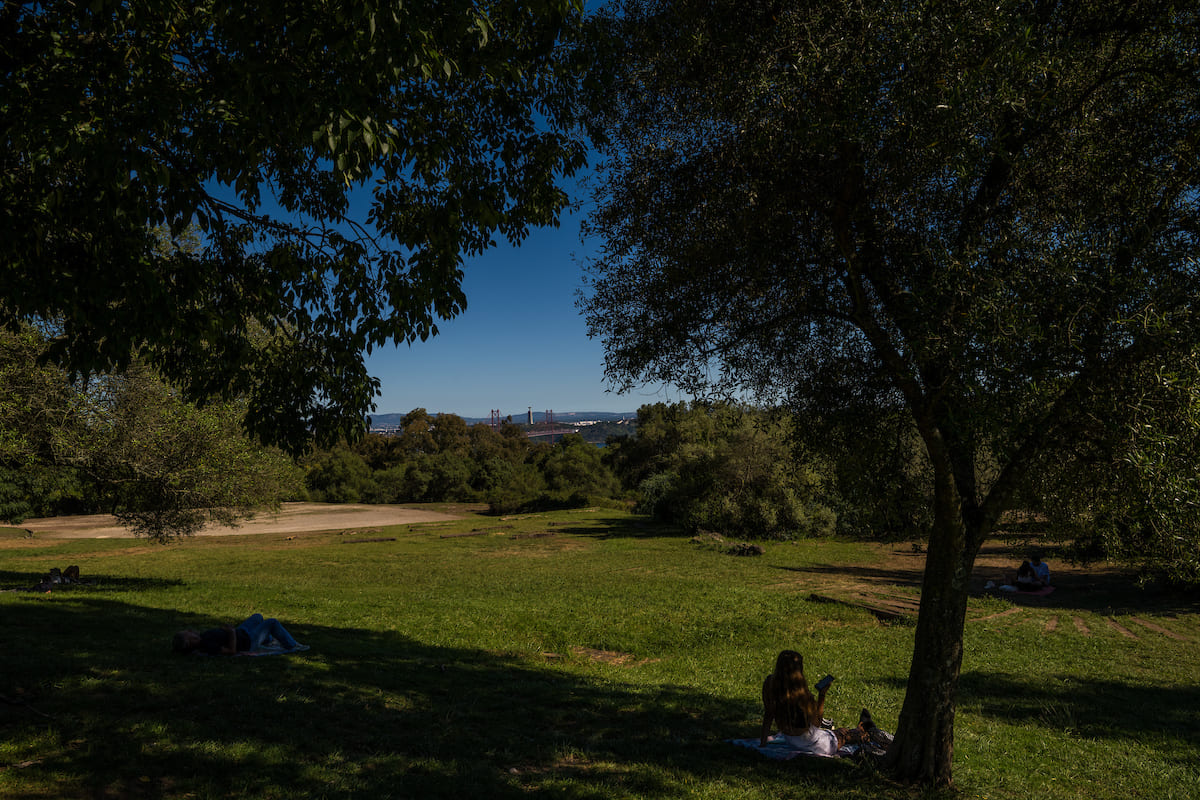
[884, 470, 978, 785]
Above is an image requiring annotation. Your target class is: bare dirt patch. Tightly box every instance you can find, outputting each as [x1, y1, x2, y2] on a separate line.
[571, 646, 644, 666]
[537, 646, 659, 668]
[16, 502, 463, 539]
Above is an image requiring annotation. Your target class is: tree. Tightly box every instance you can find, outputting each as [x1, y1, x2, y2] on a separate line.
[581, 0, 1200, 785]
[430, 413, 473, 457]
[349, 432, 405, 473]
[538, 432, 620, 498]
[609, 402, 833, 539]
[1024, 356, 1200, 585]
[1, 325, 303, 538]
[807, 405, 933, 541]
[395, 409, 437, 457]
[0, 325, 90, 521]
[73, 364, 305, 539]
[305, 412, 553, 505]
[1, 0, 592, 453]
[604, 402, 703, 492]
[302, 445, 377, 504]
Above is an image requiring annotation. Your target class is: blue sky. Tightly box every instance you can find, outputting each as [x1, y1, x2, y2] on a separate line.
[213, 179, 680, 421]
[363, 204, 678, 420]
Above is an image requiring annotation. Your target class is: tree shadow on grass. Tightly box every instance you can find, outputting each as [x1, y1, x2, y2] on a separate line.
[773, 563, 925, 588]
[0, 568, 186, 594]
[0, 569, 184, 593]
[867, 669, 1200, 765]
[989, 582, 1200, 616]
[770, 562, 1200, 616]
[546, 517, 691, 540]
[0, 598, 889, 800]
[953, 671, 1200, 753]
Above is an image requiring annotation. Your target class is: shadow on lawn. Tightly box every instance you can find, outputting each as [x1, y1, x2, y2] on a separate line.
[771, 563, 1200, 617]
[954, 671, 1200, 750]
[1, 598, 884, 800]
[550, 517, 691, 540]
[0, 568, 184, 593]
[773, 563, 924, 589]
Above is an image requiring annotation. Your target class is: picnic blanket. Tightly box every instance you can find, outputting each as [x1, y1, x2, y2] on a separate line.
[727, 733, 861, 760]
[237, 643, 310, 656]
[997, 584, 1056, 597]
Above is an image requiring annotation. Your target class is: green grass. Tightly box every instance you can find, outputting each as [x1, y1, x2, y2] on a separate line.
[2, 509, 1197, 799]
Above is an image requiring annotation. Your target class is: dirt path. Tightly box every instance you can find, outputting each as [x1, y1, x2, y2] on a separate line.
[17, 502, 463, 539]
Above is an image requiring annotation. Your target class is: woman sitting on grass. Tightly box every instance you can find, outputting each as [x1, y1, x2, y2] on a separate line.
[173, 613, 305, 655]
[759, 649, 889, 755]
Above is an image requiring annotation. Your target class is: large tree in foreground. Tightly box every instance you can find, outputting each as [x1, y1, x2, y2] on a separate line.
[581, 0, 1200, 785]
[1, 0, 590, 453]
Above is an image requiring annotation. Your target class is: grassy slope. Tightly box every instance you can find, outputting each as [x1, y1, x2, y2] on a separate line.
[1, 509, 1197, 800]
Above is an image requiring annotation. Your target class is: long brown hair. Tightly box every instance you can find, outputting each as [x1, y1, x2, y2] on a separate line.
[769, 650, 820, 729]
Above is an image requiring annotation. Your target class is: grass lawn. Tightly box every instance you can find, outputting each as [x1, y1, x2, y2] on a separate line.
[2, 507, 1197, 799]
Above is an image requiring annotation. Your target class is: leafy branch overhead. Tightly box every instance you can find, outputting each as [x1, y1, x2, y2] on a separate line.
[1, 0, 593, 453]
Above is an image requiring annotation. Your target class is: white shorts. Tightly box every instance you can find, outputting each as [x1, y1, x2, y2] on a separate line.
[783, 726, 838, 757]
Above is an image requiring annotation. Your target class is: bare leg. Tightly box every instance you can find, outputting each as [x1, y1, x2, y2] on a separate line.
[834, 708, 884, 749]
[834, 726, 871, 748]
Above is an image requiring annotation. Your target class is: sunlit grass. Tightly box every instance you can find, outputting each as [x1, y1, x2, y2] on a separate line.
[2, 509, 1197, 799]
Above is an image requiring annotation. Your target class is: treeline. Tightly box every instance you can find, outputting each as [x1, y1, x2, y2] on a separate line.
[0, 324, 937, 545]
[0, 323, 931, 541]
[301, 409, 619, 513]
[302, 401, 934, 541]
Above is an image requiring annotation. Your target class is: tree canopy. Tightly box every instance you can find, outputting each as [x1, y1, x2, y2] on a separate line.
[299, 411, 619, 511]
[606, 401, 834, 539]
[582, 0, 1200, 785]
[1, 0, 592, 453]
[0, 324, 303, 539]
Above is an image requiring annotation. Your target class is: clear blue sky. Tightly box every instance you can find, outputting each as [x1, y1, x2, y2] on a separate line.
[363, 203, 679, 420]
[214, 178, 681, 421]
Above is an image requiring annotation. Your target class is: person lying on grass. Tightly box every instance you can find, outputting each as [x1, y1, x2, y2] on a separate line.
[759, 649, 891, 755]
[173, 613, 304, 655]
